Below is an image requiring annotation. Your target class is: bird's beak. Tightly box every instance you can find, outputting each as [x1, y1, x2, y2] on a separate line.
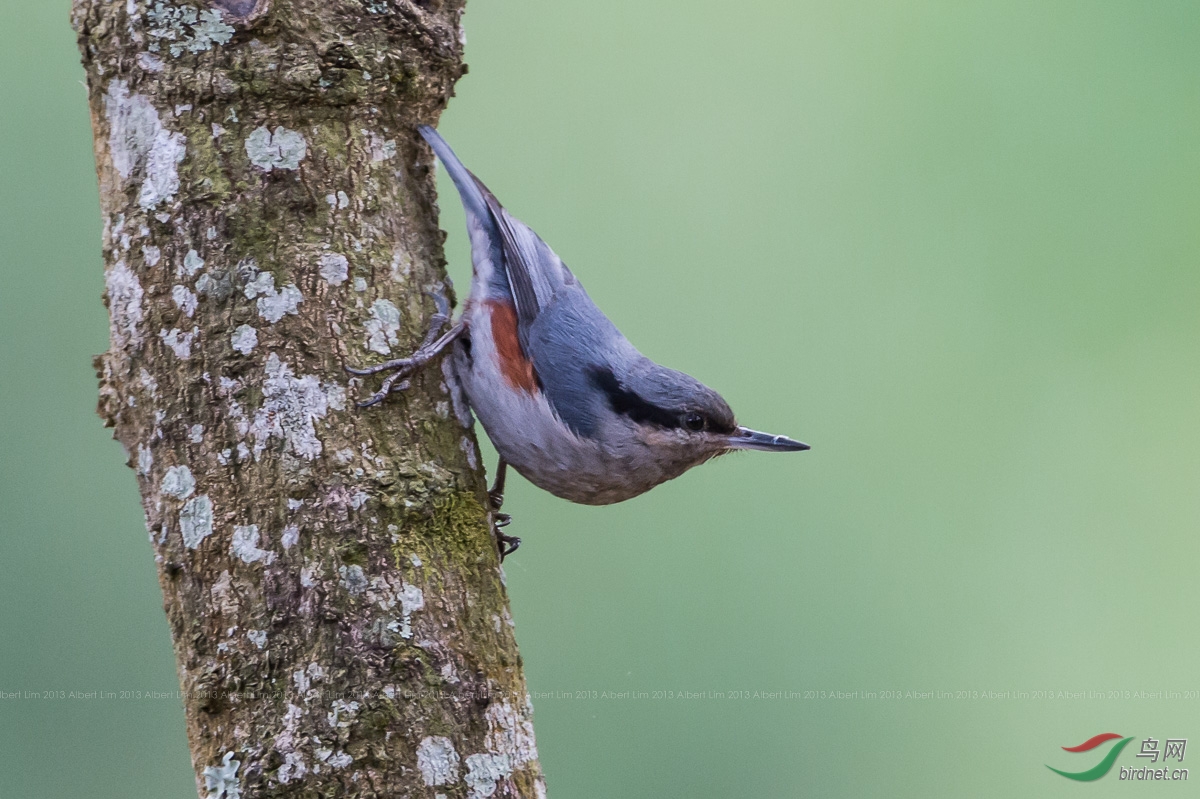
[726, 426, 810, 452]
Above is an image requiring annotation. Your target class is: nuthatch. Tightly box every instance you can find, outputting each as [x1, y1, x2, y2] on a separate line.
[350, 126, 808, 557]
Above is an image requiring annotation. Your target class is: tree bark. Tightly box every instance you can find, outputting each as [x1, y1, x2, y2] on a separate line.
[72, 1, 545, 796]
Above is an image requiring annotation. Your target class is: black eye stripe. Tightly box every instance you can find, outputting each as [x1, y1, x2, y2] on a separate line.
[586, 366, 738, 435]
[587, 367, 681, 429]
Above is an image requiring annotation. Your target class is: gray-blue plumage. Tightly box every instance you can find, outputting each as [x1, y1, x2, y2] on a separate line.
[525, 288, 626, 438]
[413, 125, 807, 507]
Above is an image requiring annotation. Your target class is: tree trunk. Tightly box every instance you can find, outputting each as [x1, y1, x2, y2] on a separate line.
[72, 1, 545, 796]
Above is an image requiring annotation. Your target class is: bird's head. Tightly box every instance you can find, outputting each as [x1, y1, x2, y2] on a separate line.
[588, 360, 808, 479]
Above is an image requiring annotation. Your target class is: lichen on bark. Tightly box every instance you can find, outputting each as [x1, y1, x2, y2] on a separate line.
[73, 1, 545, 796]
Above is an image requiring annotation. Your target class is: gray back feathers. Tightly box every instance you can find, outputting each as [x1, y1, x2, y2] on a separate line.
[421, 124, 735, 444]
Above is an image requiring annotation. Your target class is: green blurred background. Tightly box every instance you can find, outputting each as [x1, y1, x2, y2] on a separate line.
[3, 1, 1199, 796]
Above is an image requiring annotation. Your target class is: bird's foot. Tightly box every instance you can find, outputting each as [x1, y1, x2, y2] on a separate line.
[488, 458, 518, 560]
[497, 532, 521, 560]
[491, 508, 519, 560]
[346, 293, 464, 407]
[490, 499, 519, 561]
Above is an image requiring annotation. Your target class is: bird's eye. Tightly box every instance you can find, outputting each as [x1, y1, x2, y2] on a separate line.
[682, 412, 705, 432]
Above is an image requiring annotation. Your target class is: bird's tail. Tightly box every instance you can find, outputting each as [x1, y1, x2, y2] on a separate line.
[417, 125, 491, 225]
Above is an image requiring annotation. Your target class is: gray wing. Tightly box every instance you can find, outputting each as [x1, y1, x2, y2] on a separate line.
[478, 187, 576, 344]
[526, 287, 732, 440]
[524, 284, 636, 439]
[422, 125, 622, 436]
[423, 123, 575, 339]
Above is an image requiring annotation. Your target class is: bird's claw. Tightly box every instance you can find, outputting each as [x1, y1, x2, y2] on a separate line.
[491, 510, 518, 560]
[487, 460, 517, 560]
[497, 532, 521, 560]
[345, 299, 462, 407]
[354, 376, 412, 408]
[344, 359, 418, 377]
[489, 494, 516, 559]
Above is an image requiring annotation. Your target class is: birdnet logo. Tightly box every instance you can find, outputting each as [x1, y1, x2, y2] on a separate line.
[1046, 733, 1188, 782]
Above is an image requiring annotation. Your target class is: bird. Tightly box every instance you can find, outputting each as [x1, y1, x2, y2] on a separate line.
[348, 125, 809, 558]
